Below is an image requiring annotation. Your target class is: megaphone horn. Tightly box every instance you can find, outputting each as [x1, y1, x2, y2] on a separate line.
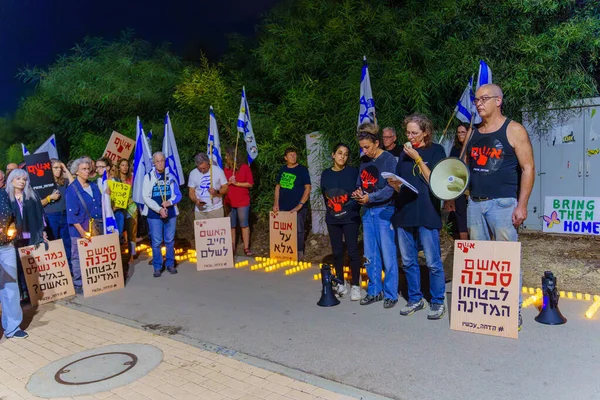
[429, 157, 470, 201]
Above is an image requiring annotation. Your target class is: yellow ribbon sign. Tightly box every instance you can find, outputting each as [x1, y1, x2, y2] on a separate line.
[108, 181, 131, 209]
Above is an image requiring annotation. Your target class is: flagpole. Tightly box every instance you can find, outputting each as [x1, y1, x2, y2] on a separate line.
[209, 142, 214, 199]
[232, 131, 240, 176]
[438, 113, 455, 144]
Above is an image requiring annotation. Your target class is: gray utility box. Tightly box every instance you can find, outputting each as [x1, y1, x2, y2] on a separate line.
[523, 97, 600, 231]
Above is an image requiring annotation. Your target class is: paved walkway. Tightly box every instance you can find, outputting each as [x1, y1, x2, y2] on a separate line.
[0, 304, 358, 400]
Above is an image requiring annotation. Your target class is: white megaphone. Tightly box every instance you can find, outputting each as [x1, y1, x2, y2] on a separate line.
[429, 157, 470, 200]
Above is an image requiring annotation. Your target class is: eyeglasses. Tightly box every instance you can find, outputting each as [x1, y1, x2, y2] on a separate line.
[96, 165, 107, 169]
[382, 135, 395, 140]
[472, 96, 499, 105]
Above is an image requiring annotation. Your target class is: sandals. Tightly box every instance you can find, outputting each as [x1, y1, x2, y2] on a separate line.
[243, 248, 253, 256]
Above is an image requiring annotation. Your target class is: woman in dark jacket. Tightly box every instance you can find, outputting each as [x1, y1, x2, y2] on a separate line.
[5, 168, 48, 301]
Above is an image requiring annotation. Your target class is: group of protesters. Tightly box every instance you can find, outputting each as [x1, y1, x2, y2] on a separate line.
[0, 83, 534, 339]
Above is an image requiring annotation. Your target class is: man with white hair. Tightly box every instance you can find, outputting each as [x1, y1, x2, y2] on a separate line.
[142, 152, 182, 278]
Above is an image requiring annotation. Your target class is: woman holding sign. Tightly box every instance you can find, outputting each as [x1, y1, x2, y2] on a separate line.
[320, 143, 361, 300]
[352, 123, 399, 309]
[387, 114, 447, 320]
[116, 158, 138, 259]
[66, 158, 103, 294]
[6, 169, 48, 302]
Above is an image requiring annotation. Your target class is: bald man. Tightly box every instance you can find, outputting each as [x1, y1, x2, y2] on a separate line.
[451, 83, 534, 331]
[5, 163, 18, 178]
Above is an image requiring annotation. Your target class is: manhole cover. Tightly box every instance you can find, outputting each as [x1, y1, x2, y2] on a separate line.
[27, 344, 162, 398]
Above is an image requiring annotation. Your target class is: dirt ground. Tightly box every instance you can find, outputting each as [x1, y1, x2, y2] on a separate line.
[176, 209, 600, 294]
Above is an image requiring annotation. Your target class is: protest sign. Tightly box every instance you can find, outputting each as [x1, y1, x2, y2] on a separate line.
[450, 240, 521, 339]
[103, 131, 135, 164]
[78, 233, 124, 298]
[18, 239, 74, 306]
[542, 196, 600, 235]
[194, 217, 234, 271]
[269, 211, 297, 261]
[24, 152, 56, 198]
[108, 180, 131, 209]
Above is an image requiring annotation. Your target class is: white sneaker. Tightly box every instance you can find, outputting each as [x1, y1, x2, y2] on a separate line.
[350, 285, 361, 301]
[336, 283, 348, 297]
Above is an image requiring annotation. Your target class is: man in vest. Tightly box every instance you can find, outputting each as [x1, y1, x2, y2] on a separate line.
[448, 83, 535, 331]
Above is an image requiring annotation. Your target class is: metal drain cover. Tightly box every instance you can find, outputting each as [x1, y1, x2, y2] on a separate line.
[27, 344, 163, 398]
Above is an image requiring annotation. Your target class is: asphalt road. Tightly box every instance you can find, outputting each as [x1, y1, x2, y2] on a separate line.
[66, 256, 600, 400]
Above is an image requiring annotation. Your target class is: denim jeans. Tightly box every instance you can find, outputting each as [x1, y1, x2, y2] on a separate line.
[467, 197, 522, 307]
[361, 206, 398, 300]
[47, 211, 72, 269]
[71, 238, 83, 288]
[230, 206, 250, 228]
[147, 217, 177, 272]
[397, 227, 446, 304]
[0, 244, 23, 337]
[115, 209, 125, 240]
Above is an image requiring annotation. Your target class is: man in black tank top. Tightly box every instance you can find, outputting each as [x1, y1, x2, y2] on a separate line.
[450, 83, 535, 330]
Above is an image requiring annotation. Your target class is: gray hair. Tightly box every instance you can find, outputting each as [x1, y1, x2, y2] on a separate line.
[70, 157, 90, 175]
[152, 152, 165, 162]
[6, 169, 38, 202]
[382, 127, 397, 137]
[194, 153, 210, 166]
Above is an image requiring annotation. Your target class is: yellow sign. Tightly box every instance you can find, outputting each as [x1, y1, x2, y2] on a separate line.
[108, 181, 131, 209]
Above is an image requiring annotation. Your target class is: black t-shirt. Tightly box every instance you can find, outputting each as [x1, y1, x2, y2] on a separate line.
[320, 166, 360, 225]
[392, 143, 446, 230]
[276, 164, 311, 211]
[386, 145, 403, 161]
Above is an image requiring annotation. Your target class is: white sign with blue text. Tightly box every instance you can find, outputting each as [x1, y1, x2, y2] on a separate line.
[542, 196, 600, 235]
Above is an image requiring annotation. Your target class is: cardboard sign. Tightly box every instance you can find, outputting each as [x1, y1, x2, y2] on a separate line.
[18, 239, 75, 306]
[269, 211, 297, 261]
[194, 217, 234, 271]
[24, 151, 56, 198]
[103, 131, 135, 164]
[543, 196, 600, 235]
[77, 233, 124, 298]
[450, 240, 521, 339]
[108, 181, 131, 209]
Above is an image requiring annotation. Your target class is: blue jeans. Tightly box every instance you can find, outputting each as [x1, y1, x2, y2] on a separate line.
[361, 206, 398, 300]
[47, 211, 72, 269]
[397, 227, 446, 304]
[71, 238, 83, 288]
[230, 206, 250, 228]
[147, 217, 176, 272]
[0, 244, 23, 337]
[115, 209, 125, 239]
[467, 197, 522, 307]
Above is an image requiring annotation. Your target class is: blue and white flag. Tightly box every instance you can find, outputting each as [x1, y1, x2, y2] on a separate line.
[163, 112, 185, 185]
[208, 106, 223, 168]
[101, 171, 118, 235]
[237, 87, 258, 164]
[476, 59, 493, 90]
[455, 76, 482, 125]
[358, 55, 376, 127]
[22, 134, 59, 159]
[132, 117, 153, 205]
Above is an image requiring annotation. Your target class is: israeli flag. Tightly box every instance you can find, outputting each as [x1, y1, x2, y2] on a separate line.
[21, 144, 30, 156]
[455, 76, 482, 125]
[476, 60, 493, 90]
[208, 106, 223, 168]
[101, 171, 118, 235]
[132, 117, 153, 204]
[163, 112, 185, 185]
[22, 134, 59, 159]
[358, 55, 376, 127]
[237, 87, 257, 164]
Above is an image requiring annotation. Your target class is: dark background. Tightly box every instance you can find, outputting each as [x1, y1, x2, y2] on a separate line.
[0, 0, 281, 114]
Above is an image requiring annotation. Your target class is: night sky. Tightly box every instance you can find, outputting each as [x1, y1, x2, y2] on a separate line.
[0, 0, 281, 115]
